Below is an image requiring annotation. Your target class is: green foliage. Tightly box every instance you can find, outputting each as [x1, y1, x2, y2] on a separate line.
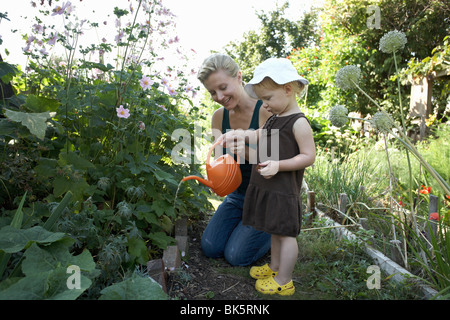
[224, 1, 320, 82]
[99, 273, 167, 300]
[0, 0, 211, 299]
[288, 0, 449, 124]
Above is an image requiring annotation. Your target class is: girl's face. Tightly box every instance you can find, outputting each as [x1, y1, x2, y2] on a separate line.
[254, 85, 290, 116]
[203, 69, 243, 110]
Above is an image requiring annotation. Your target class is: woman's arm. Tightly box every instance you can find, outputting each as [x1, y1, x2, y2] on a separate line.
[211, 108, 224, 159]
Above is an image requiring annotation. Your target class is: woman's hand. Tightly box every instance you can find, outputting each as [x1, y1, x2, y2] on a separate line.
[257, 160, 279, 179]
[220, 130, 245, 155]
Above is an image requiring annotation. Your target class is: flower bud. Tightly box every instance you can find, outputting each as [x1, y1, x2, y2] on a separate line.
[329, 105, 349, 127]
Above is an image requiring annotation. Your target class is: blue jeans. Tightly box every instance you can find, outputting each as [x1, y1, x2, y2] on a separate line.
[201, 191, 271, 266]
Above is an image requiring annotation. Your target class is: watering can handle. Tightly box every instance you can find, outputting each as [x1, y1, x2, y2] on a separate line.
[207, 136, 241, 165]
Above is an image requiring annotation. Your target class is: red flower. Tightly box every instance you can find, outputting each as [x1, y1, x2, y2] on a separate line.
[419, 185, 431, 194]
[429, 212, 440, 221]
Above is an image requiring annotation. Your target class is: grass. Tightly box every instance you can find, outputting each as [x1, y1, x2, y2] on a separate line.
[213, 217, 422, 300]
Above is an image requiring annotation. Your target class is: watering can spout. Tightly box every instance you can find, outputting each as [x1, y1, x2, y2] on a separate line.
[182, 175, 214, 189]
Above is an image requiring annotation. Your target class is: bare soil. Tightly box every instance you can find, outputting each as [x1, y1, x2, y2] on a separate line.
[166, 217, 268, 300]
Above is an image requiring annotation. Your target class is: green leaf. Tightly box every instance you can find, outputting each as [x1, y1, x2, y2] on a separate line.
[4, 109, 55, 140]
[0, 225, 69, 253]
[127, 238, 148, 265]
[58, 151, 95, 170]
[99, 273, 167, 300]
[34, 158, 58, 178]
[148, 232, 174, 250]
[0, 242, 98, 300]
[0, 118, 17, 136]
[25, 95, 60, 113]
[0, 61, 19, 82]
[79, 61, 114, 72]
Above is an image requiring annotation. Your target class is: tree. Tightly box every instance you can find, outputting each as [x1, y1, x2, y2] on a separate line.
[224, 1, 320, 82]
[289, 0, 449, 120]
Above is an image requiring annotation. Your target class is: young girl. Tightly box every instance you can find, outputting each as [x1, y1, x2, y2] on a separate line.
[222, 58, 316, 295]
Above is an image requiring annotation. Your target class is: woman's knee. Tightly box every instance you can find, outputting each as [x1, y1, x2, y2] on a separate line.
[200, 234, 223, 259]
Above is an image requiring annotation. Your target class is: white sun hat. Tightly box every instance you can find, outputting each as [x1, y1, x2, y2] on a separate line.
[244, 57, 308, 99]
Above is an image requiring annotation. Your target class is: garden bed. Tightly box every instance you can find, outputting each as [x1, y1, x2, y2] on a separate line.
[314, 205, 439, 299]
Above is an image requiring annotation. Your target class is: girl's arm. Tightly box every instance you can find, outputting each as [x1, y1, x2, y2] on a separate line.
[258, 117, 315, 178]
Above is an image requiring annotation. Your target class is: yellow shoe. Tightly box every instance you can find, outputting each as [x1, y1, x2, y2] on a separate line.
[249, 263, 278, 279]
[255, 277, 295, 296]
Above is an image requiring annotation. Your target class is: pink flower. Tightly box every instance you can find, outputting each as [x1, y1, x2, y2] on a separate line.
[157, 104, 167, 111]
[116, 105, 130, 119]
[140, 76, 154, 90]
[161, 77, 169, 86]
[167, 84, 177, 96]
[39, 47, 49, 56]
[48, 32, 58, 46]
[52, 2, 72, 16]
[115, 31, 124, 44]
[33, 24, 44, 34]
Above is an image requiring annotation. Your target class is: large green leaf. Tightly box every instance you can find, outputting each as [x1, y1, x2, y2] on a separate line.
[99, 273, 167, 300]
[25, 94, 60, 113]
[0, 225, 69, 253]
[4, 109, 55, 140]
[0, 242, 98, 300]
[127, 238, 148, 265]
[58, 151, 95, 170]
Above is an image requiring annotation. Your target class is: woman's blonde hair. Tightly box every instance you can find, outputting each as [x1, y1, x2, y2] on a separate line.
[254, 77, 306, 96]
[197, 53, 240, 84]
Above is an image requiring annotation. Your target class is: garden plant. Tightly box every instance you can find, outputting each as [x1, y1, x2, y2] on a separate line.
[0, 0, 449, 300]
[0, 0, 212, 299]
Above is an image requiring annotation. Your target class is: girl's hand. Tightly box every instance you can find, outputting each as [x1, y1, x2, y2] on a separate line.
[257, 160, 279, 179]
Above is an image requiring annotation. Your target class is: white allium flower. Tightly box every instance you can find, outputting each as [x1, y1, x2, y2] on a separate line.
[379, 30, 407, 54]
[335, 65, 361, 90]
[370, 111, 394, 133]
[329, 105, 349, 127]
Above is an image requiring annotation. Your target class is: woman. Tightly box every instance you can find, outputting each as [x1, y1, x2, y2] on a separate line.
[197, 53, 272, 266]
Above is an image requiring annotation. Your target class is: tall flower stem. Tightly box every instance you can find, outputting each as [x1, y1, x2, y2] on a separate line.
[393, 50, 416, 235]
[383, 133, 408, 268]
[350, 79, 450, 196]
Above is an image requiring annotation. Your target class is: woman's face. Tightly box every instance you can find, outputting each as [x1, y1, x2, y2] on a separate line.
[203, 69, 242, 110]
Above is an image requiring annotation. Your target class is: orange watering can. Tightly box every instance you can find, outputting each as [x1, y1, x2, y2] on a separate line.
[182, 139, 242, 197]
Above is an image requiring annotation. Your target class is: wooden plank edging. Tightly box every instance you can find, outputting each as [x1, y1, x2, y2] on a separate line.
[314, 207, 440, 299]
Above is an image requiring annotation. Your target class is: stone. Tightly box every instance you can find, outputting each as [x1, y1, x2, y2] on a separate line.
[147, 259, 167, 293]
[176, 235, 189, 258]
[175, 217, 188, 236]
[163, 245, 181, 271]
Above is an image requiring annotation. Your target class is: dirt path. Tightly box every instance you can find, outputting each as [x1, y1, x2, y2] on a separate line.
[167, 218, 267, 300]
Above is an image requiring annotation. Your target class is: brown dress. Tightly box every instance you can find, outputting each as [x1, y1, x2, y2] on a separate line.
[242, 113, 308, 237]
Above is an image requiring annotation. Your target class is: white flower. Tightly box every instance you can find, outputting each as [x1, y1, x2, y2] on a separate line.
[335, 65, 361, 90]
[379, 30, 407, 54]
[370, 111, 394, 133]
[329, 105, 349, 127]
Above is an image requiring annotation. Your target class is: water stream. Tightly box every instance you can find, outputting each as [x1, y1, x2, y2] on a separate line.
[173, 179, 184, 214]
